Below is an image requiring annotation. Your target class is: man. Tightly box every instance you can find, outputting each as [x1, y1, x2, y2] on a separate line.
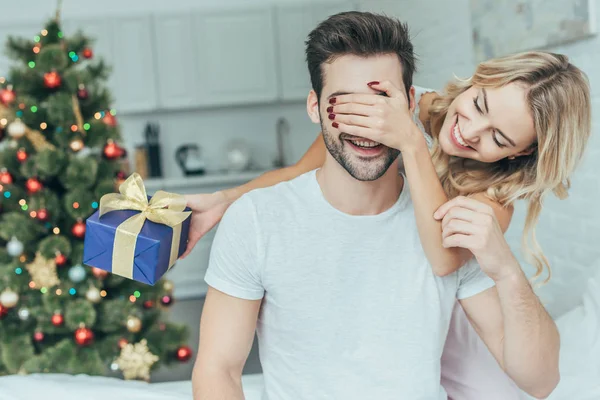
[192, 12, 559, 399]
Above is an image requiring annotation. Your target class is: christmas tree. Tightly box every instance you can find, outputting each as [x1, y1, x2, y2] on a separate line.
[0, 10, 191, 380]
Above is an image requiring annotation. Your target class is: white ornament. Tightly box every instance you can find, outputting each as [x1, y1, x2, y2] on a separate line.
[0, 289, 19, 308]
[68, 265, 87, 283]
[7, 119, 26, 138]
[86, 286, 101, 303]
[6, 237, 24, 257]
[18, 307, 30, 321]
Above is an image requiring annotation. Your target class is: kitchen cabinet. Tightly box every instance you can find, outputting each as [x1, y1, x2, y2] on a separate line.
[109, 15, 158, 113]
[275, 2, 358, 101]
[153, 13, 199, 110]
[193, 7, 279, 107]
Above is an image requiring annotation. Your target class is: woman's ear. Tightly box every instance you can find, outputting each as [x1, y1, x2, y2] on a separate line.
[306, 90, 321, 124]
[514, 144, 537, 158]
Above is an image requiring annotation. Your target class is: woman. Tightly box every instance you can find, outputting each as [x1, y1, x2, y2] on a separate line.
[182, 51, 591, 398]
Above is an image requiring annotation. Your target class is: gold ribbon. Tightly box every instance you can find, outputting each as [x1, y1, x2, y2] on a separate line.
[99, 173, 191, 279]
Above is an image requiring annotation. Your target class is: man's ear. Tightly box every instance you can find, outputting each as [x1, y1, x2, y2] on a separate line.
[408, 86, 416, 113]
[306, 90, 321, 124]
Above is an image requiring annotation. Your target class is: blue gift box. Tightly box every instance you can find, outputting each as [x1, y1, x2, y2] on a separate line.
[83, 205, 191, 285]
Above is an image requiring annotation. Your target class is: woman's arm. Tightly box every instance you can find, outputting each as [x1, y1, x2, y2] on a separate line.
[181, 134, 325, 258]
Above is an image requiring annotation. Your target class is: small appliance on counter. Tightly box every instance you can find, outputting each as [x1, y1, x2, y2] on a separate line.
[225, 139, 251, 173]
[144, 122, 163, 178]
[176, 144, 206, 176]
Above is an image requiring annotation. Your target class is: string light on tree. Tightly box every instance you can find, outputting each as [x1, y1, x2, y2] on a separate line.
[43, 71, 61, 89]
[18, 307, 30, 321]
[68, 265, 86, 283]
[160, 295, 173, 307]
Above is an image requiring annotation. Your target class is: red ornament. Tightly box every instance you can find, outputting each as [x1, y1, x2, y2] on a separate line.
[102, 113, 117, 127]
[26, 178, 43, 194]
[33, 331, 44, 342]
[82, 48, 93, 59]
[43, 71, 61, 89]
[160, 295, 173, 307]
[91, 267, 109, 279]
[51, 313, 64, 326]
[143, 300, 154, 309]
[116, 171, 126, 180]
[71, 220, 86, 239]
[176, 345, 193, 362]
[118, 338, 128, 349]
[103, 140, 125, 160]
[16, 149, 28, 163]
[0, 87, 16, 106]
[36, 208, 49, 221]
[74, 326, 94, 346]
[0, 304, 8, 319]
[0, 170, 13, 185]
[55, 253, 67, 267]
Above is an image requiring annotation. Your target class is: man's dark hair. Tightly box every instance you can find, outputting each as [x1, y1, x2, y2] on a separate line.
[305, 11, 416, 101]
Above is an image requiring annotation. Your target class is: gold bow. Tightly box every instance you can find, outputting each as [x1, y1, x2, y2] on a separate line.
[99, 173, 191, 280]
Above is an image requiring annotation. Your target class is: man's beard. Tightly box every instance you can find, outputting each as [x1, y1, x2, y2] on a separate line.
[321, 120, 399, 181]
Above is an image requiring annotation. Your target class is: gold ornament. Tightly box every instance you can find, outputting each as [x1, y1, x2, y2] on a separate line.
[126, 316, 142, 333]
[26, 252, 60, 288]
[114, 339, 159, 381]
[162, 280, 174, 293]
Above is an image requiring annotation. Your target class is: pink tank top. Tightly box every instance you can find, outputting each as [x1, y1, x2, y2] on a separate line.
[412, 86, 523, 400]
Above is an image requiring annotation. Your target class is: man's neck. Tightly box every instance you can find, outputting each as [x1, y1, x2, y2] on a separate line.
[316, 155, 403, 216]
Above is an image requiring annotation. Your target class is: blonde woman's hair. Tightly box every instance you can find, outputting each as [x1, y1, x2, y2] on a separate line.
[429, 51, 591, 282]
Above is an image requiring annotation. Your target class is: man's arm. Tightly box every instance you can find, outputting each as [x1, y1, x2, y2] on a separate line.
[192, 287, 261, 400]
[460, 264, 560, 399]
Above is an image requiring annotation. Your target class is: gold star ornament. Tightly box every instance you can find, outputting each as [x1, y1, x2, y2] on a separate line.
[115, 339, 159, 381]
[26, 252, 60, 288]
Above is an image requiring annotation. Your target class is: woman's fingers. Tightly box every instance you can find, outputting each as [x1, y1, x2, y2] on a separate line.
[434, 196, 494, 220]
[328, 102, 380, 117]
[442, 219, 479, 240]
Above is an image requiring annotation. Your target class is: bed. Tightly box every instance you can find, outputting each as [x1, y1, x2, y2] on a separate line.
[1, 267, 598, 400]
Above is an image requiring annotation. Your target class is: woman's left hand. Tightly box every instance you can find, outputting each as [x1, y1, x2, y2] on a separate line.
[434, 196, 519, 282]
[328, 81, 425, 152]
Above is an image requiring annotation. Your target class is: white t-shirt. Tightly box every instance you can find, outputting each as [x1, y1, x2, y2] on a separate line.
[205, 170, 495, 400]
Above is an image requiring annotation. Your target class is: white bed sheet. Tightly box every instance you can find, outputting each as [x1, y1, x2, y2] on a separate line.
[0, 373, 264, 400]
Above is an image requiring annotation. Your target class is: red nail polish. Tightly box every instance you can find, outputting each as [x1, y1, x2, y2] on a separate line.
[367, 81, 380, 86]
[326, 106, 333, 113]
[329, 98, 336, 104]
[328, 113, 335, 120]
[332, 122, 339, 128]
